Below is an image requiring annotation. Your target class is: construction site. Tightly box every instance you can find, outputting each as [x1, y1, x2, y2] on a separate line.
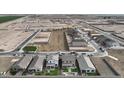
[37, 30, 69, 51]
[0, 30, 33, 52]
[65, 29, 94, 52]
[0, 15, 124, 78]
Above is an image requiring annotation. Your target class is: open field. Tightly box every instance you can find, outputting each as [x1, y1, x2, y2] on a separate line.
[93, 24, 124, 32]
[104, 56, 121, 76]
[107, 49, 124, 76]
[6, 18, 69, 31]
[30, 32, 51, 44]
[37, 30, 69, 51]
[0, 31, 33, 52]
[0, 16, 23, 23]
[93, 24, 124, 40]
[0, 57, 20, 73]
[86, 19, 109, 25]
[90, 57, 117, 76]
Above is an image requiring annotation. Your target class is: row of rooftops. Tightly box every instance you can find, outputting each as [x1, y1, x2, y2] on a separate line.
[12, 55, 46, 71]
[12, 53, 96, 72]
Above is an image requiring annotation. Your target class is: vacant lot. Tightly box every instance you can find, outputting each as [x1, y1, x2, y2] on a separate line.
[90, 57, 116, 77]
[37, 30, 69, 51]
[30, 32, 51, 44]
[0, 57, 20, 73]
[108, 49, 124, 77]
[0, 31, 33, 52]
[94, 24, 124, 32]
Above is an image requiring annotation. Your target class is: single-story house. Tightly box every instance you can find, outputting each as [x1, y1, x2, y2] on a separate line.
[77, 55, 96, 73]
[11, 55, 33, 72]
[27, 55, 46, 73]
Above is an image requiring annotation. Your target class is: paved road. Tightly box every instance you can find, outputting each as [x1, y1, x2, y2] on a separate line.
[76, 28, 108, 57]
[83, 21, 124, 46]
[0, 27, 108, 57]
[0, 29, 40, 55]
[14, 29, 40, 52]
[0, 22, 109, 58]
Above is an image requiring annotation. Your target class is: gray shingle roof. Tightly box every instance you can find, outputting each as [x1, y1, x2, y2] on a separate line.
[61, 54, 76, 62]
[14, 55, 33, 69]
[77, 55, 95, 70]
[28, 55, 46, 70]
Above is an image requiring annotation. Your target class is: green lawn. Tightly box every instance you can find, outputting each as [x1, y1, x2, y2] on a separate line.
[23, 46, 37, 52]
[35, 71, 44, 75]
[71, 68, 78, 72]
[86, 72, 98, 76]
[63, 67, 68, 72]
[0, 16, 23, 23]
[46, 69, 60, 76]
[35, 69, 60, 76]
[10, 69, 17, 75]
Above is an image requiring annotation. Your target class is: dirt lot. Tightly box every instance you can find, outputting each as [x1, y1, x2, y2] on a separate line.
[107, 49, 124, 77]
[0, 30, 33, 52]
[94, 24, 124, 32]
[0, 57, 20, 73]
[90, 56, 117, 77]
[37, 30, 69, 51]
[31, 32, 51, 44]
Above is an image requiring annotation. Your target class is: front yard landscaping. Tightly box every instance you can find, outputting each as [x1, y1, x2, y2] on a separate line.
[86, 72, 98, 76]
[23, 46, 37, 52]
[71, 68, 78, 72]
[46, 69, 60, 76]
[35, 71, 44, 75]
[63, 67, 68, 72]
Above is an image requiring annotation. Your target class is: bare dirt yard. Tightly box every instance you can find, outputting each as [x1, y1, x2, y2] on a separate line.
[107, 49, 124, 77]
[90, 56, 117, 77]
[0, 57, 20, 73]
[37, 30, 69, 51]
[0, 30, 33, 52]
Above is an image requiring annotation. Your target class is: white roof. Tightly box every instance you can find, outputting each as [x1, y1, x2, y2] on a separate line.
[47, 54, 59, 64]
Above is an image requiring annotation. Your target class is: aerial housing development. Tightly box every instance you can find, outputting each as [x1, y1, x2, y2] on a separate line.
[0, 14, 124, 77]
